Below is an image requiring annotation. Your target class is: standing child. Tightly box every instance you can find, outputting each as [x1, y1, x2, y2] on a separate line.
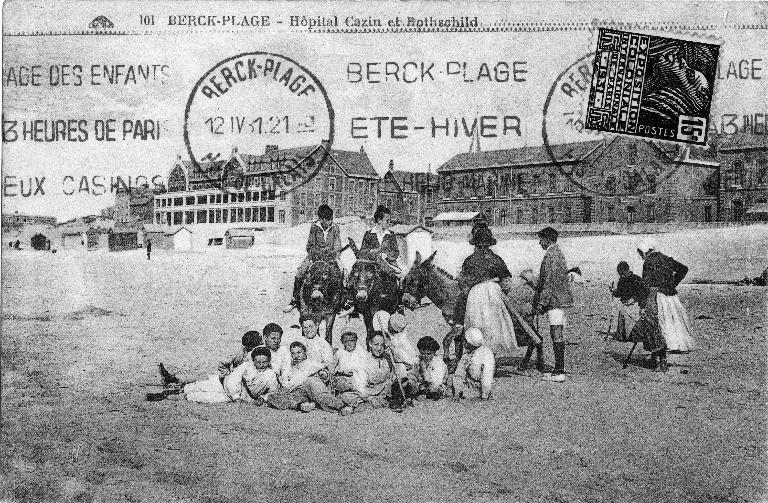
[610, 261, 648, 340]
[453, 328, 495, 400]
[405, 336, 448, 400]
[332, 331, 367, 395]
[533, 227, 573, 383]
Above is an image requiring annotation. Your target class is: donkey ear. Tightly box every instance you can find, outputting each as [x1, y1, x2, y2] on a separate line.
[414, 251, 422, 265]
[422, 251, 437, 266]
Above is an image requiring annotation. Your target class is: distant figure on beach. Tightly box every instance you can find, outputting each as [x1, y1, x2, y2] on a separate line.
[533, 226, 573, 383]
[637, 239, 694, 354]
[146, 239, 152, 260]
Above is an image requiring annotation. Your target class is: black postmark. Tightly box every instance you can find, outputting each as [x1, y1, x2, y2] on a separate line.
[543, 51, 688, 197]
[585, 28, 720, 145]
[183, 52, 335, 194]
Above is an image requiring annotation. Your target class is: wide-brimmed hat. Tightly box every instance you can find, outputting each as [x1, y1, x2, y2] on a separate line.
[469, 225, 496, 246]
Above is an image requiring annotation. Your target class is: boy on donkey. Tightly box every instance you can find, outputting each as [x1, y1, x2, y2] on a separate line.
[283, 204, 342, 313]
[533, 227, 573, 383]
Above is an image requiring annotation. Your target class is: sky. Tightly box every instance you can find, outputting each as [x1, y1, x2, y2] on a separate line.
[2, 1, 765, 220]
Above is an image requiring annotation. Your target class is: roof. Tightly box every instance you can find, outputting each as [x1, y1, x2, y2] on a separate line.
[432, 212, 481, 222]
[746, 202, 768, 214]
[438, 141, 603, 173]
[239, 146, 317, 175]
[390, 224, 433, 235]
[225, 227, 263, 237]
[716, 133, 768, 152]
[328, 149, 378, 178]
[165, 226, 193, 236]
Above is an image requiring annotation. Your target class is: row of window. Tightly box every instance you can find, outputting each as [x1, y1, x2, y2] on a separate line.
[441, 172, 578, 200]
[156, 191, 278, 208]
[155, 206, 283, 225]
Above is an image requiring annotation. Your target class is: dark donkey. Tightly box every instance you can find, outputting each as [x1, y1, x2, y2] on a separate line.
[300, 260, 344, 344]
[401, 251, 465, 369]
[345, 238, 402, 337]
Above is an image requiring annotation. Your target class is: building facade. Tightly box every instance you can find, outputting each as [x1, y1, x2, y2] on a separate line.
[378, 161, 422, 225]
[2, 212, 56, 231]
[114, 184, 159, 224]
[153, 145, 379, 240]
[422, 133, 766, 225]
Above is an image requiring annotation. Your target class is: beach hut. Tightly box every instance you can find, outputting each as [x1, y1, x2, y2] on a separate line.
[225, 228, 260, 249]
[109, 232, 139, 251]
[390, 224, 434, 269]
[86, 227, 111, 250]
[167, 226, 193, 251]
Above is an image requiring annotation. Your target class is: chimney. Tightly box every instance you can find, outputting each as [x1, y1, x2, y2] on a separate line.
[360, 145, 365, 154]
[388, 159, 394, 171]
[232, 146, 238, 155]
[265, 145, 279, 155]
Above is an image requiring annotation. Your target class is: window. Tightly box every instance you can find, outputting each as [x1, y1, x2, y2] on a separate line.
[222, 209, 228, 223]
[531, 206, 539, 223]
[185, 196, 194, 205]
[223, 194, 229, 204]
[704, 205, 713, 222]
[516, 174, 525, 195]
[215, 209, 222, 223]
[267, 207, 274, 222]
[329, 177, 336, 191]
[196, 210, 207, 223]
[162, 199, 167, 207]
[185, 211, 194, 224]
[173, 211, 183, 225]
[246, 192, 252, 202]
[197, 195, 206, 204]
[548, 206, 556, 223]
[605, 205, 616, 222]
[260, 207, 267, 222]
[209, 194, 216, 204]
[628, 144, 637, 164]
[563, 204, 572, 223]
[209, 209, 214, 222]
[238, 192, 245, 203]
[548, 173, 557, 193]
[499, 208, 507, 226]
[216, 194, 222, 204]
[279, 210, 286, 223]
[174, 197, 183, 206]
[531, 174, 541, 193]
[757, 159, 767, 185]
[245, 208, 252, 221]
[329, 194, 336, 209]
[646, 204, 655, 222]
[733, 161, 745, 187]
[230, 209, 236, 222]
[605, 175, 617, 194]
[166, 213, 172, 226]
[516, 208, 523, 223]
[253, 191, 260, 202]
[237, 208, 243, 222]
[155, 213, 161, 224]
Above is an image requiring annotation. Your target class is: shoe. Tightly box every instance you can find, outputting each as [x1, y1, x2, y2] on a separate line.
[298, 402, 316, 412]
[158, 363, 180, 386]
[146, 392, 167, 402]
[541, 373, 567, 383]
[340, 405, 354, 416]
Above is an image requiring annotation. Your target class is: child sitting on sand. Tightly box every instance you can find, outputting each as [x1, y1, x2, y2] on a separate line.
[262, 323, 291, 378]
[332, 331, 367, 395]
[453, 327, 495, 401]
[218, 330, 263, 377]
[405, 336, 448, 400]
[148, 347, 278, 404]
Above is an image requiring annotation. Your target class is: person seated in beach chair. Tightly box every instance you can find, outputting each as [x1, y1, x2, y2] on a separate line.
[359, 205, 402, 278]
[283, 204, 342, 313]
[147, 347, 278, 404]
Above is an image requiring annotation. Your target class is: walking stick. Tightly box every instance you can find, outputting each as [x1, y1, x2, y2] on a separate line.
[623, 342, 639, 369]
[385, 342, 409, 411]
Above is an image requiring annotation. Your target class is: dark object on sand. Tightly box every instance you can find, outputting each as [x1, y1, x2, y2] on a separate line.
[159, 362, 180, 386]
[690, 267, 767, 286]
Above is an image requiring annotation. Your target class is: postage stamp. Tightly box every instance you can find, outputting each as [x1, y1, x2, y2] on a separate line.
[585, 28, 720, 145]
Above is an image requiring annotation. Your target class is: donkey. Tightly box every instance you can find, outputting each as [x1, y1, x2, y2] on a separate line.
[345, 238, 402, 337]
[401, 251, 465, 370]
[300, 260, 344, 344]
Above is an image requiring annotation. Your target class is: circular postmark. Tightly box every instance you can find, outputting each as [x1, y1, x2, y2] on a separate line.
[542, 52, 686, 197]
[183, 52, 334, 194]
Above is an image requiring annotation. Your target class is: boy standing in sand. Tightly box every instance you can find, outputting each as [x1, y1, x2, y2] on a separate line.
[533, 227, 573, 383]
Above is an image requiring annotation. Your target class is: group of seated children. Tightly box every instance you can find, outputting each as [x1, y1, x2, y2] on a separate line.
[148, 312, 496, 414]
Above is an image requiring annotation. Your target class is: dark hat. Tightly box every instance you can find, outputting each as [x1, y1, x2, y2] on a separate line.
[242, 330, 262, 349]
[537, 226, 558, 241]
[469, 225, 496, 246]
[417, 336, 440, 352]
